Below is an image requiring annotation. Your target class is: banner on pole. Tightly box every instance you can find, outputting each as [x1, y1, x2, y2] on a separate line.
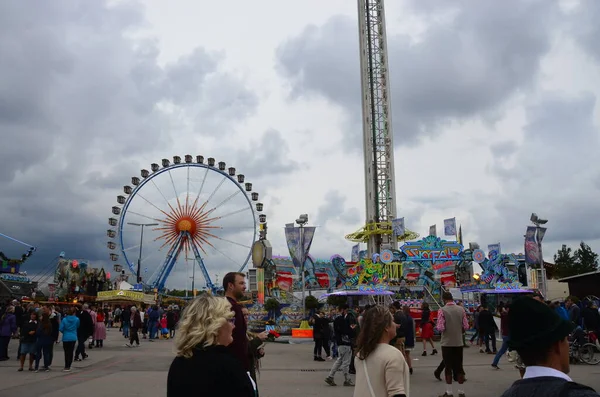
[536, 227, 547, 244]
[444, 218, 457, 236]
[392, 218, 405, 236]
[429, 225, 437, 237]
[488, 243, 501, 256]
[284, 226, 316, 268]
[257, 268, 265, 304]
[351, 244, 360, 262]
[284, 226, 302, 268]
[524, 227, 540, 264]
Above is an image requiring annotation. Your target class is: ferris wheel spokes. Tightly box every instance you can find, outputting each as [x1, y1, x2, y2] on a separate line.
[151, 232, 184, 291]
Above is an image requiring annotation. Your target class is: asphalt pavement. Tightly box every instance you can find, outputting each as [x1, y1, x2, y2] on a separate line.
[1, 330, 599, 397]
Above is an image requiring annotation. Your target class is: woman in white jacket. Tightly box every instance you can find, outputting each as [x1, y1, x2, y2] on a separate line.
[354, 305, 410, 397]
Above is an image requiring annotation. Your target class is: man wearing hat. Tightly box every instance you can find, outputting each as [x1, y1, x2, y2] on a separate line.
[500, 297, 599, 397]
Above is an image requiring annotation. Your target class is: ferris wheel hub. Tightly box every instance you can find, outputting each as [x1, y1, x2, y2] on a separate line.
[176, 218, 195, 234]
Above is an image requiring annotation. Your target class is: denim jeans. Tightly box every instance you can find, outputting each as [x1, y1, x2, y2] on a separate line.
[122, 322, 130, 338]
[492, 336, 509, 366]
[35, 343, 53, 369]
[148, 320, 158, 339]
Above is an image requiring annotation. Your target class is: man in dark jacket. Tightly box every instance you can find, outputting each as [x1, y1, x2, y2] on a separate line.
[500, 297, 599, 397]
[582, 301, 600, 334]
[75, 304, 93, 361]
[478, 305, 497, 353]
[325, 304, 355, 387]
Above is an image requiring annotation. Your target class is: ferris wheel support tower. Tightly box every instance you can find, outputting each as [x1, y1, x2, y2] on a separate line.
[358, 0, 397, 255]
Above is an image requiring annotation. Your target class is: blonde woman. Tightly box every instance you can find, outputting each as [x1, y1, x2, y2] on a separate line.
[167, 296, 256, 397]
[354, 306, 410, 397]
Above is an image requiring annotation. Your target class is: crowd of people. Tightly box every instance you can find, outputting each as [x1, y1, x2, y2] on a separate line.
[4, 275, 600, 397]
[0, 299, 182, 372]
[165, 272, 600, 397]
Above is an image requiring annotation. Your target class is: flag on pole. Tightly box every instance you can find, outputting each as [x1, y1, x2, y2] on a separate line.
[444, 218, 457, 236]
[392, 218, 405, 236]
[429, 225, 437, 237]
[351, 244, 360, 262]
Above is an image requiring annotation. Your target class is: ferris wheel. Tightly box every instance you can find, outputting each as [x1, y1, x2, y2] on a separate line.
[107, 155, 266, 293]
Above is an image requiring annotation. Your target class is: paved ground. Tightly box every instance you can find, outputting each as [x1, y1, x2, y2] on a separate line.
[1, 330, 599, 397]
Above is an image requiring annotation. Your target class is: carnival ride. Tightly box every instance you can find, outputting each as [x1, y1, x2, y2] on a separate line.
[0, 232, 35, 274]
[107, 155, 265, 293]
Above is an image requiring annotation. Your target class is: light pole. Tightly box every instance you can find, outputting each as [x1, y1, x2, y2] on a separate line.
[295, 214, 309, 315]
[127, 222, 158, 285]
[185, 257, 196, 297]
[530, 213, 548, 298]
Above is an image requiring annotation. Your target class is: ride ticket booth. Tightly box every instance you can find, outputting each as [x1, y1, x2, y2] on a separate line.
[96, 290, 156, 307]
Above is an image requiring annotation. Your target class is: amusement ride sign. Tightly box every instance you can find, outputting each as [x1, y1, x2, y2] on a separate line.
[399, 236, 463, 262]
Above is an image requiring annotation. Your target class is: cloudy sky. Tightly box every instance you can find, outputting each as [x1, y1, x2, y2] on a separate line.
[2, 0, 600, 290]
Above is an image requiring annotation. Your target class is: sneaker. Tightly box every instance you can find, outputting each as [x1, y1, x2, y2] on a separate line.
[458, 393, 466, 397]
[439, 393, 453, 397]
[63, 368, 71, 372]
[422, 351, 427, 356]
[343, 380, 354, 387]
[325, 377, 336, 386]
[125, 344, 132, 348]
[491, 364, 500, 369]
[45, 368, 50, 372]
[326, 356, 333, 360]
[432, 349, 438, 355]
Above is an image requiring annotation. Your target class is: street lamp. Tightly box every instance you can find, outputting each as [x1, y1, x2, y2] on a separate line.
[295, 214, 309, 315]
[530, 213, 548, 297]
[127, 222, 158, 285]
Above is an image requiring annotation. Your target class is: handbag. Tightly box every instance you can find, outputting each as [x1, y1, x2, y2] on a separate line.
[362, 359, 376, 397]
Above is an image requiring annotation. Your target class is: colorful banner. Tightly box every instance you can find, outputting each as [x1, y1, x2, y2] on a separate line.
[488, 243, 501, 255]
[351, 244, 360, 262]
[429, 225, 437, 237]
[392, 218, 405, 236]
[536, 227, 547, 244]
[257, 268, 265, 304]
[284, 226, 302, 267]
[524, 226, 540, 264]
[443, 218, 457, 236]
[302, 227, 316, 261]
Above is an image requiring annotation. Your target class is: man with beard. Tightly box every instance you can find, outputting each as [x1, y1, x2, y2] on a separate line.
[224, 272, 251, 371]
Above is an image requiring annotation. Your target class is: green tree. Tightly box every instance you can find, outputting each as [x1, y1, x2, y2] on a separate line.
[327, 295, 348, 308]
[264, 298, 280, 320]
[554, 245, 576, 279]
[305, 295, 320, 311]
[574, 241, 599, 274]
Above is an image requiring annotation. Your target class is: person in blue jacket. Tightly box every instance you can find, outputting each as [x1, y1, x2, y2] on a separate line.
[551, 301, 570, 321]
[59, 307, 80, 372]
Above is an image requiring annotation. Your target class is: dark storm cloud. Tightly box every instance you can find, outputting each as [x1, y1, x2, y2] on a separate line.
[474, 92, 600, 251]
[276, 0, 559, 148]
[0, 0, 259, 283]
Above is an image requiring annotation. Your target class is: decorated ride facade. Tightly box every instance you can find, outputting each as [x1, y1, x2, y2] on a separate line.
[0, 238, 37, 300]
[54, 255, 112, 301]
